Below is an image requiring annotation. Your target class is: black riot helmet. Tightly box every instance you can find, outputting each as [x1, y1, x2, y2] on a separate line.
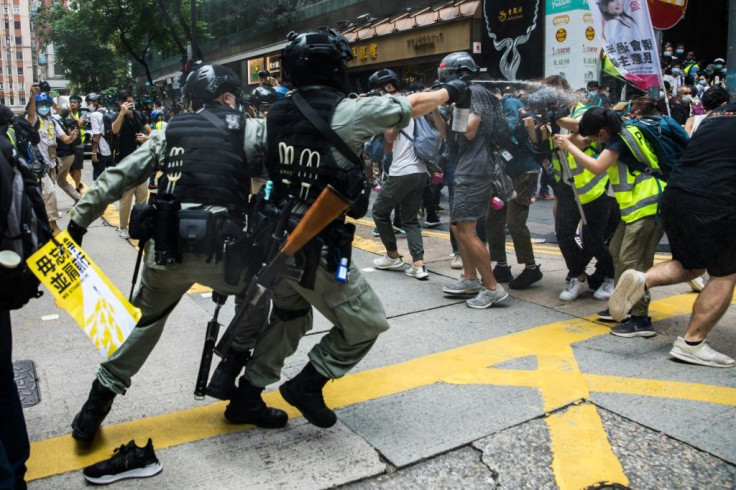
[182, 64, 242, 108]
[282, 28, 354, 93]
[437, 52, 478, 83]
[368, 69, 401, 92]
[251, 86, 278, 113]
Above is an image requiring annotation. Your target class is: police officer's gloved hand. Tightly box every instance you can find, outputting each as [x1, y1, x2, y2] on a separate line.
[441, 79, 469, 105]
[67, 219, 87, 246]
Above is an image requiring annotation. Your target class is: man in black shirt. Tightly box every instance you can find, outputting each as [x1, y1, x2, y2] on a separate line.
[608, 104, 736, 368]
[111, 91, 152, 239]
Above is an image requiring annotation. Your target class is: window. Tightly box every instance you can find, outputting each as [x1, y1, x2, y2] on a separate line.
[15, 36, 21, 45]
[9, 97, 13, 105]
[16, 66, 21, 74]
[2, 6, 7, 14]
[19, 97, 24, 106]
[14, 21, 20, 30]
[0, 84, 4, 90]
[8, 82, 13, 89]
[0, 67, 4, 74]
[15, 52, 21, 60]
[12, 6, 19, 14]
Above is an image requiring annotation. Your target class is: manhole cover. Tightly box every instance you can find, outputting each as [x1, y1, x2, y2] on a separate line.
[13, 360, 40, 408]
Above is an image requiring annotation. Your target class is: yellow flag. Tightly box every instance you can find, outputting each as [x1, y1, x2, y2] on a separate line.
[27, 231, 141, 358]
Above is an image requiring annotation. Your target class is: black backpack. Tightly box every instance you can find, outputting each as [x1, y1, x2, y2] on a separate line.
[12, 116, 46, 180]
[0, 138, 53, 310]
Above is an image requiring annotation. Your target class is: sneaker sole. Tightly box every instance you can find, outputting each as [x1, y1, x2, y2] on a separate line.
[669, 349, 736, 368]
[609, 271, 645, 322]
[610, 329, 656, 338]
[374, 263, 405, 271]
[84, 461, 163, 484]
[442, 288, 483, 296]
[593, 291, 611, 301]
[466, 291, 509, 309]
[406, 273, 429, 280]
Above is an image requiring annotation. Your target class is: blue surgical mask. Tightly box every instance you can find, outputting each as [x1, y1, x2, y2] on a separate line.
[698, 80, 706, 86]
[37, 106, 50, 116]
[663, 51, 672, 57]
[588, 91, 598, 98]
[676, 49, 684, 55]
[715, 64, 723, 70]
[672, 68, 680, 75]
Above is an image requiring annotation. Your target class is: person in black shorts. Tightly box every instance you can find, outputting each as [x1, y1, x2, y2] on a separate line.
[608, 103, 736, 368]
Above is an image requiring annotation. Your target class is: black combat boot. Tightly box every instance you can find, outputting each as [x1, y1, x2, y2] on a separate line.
[206, 350, 251, 400]
[71, 379, 117, 445]
[224, 379, 288, 428]
[279, 362, 336, 428]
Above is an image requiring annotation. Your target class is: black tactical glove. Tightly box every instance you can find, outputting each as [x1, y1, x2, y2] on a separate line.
[67, 219, 87, 246]
[441, 79, 469, 105]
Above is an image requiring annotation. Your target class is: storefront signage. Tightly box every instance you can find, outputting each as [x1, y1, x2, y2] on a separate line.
[407, 33, 443, 51]
[544, 0, 601, 90]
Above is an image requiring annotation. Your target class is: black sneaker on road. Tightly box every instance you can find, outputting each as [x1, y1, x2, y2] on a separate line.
[508, 265, 542, 289]
[596, 308, 630, 322]
[493, 265, 514, 284]
[83, 439, 162, 485]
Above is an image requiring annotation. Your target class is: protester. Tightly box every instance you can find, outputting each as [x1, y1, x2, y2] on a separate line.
[608, 101, 736, 367]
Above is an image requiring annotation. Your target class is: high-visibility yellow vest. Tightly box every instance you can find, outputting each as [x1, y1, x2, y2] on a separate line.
[6, 127, 15, 148]
[549, 104, 609, 204]
[70, 110, 85, 142]
[608, 127, 665, 223]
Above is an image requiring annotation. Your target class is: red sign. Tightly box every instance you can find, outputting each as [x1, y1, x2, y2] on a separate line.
[647, 0, 688, 30]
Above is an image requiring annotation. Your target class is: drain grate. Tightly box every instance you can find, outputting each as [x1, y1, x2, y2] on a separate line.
[13, 360, 40, 408]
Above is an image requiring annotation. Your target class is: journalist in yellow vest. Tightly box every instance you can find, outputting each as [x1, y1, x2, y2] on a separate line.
[553, 105, 664, 338]
[534, 76, 620, 303]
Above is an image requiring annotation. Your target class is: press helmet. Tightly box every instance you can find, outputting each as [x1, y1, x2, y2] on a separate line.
[368, 69, 401, 92]
[182, 64, 242, 107]
[437, 52, 478, 82]
[282, 28, 354, 92]
[35, 92, 53, 105]
[251, 86, 278, 111]
[85, 93, 101, 104]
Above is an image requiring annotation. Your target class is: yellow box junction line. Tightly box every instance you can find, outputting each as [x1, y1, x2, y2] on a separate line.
[27, 293, 736, 488]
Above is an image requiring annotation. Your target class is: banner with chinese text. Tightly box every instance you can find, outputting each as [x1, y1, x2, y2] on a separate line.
[545, 0, 601, 91]
[586, 0, 663, 90]
[27, 231, 141, 358]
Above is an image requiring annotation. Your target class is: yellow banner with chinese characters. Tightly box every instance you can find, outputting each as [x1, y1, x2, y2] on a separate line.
[27, 231, 141, 358]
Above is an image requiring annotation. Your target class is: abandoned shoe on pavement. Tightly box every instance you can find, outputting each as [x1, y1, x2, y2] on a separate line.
[83, 438, 162, 485]
[279, 362, 336, 428]
[206, 350, 252, 401]
[72, 378, 117, 445]
[225, 379, 288, 428]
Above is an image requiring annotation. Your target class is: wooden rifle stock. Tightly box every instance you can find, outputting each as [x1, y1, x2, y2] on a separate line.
[279, 185, 351, 256]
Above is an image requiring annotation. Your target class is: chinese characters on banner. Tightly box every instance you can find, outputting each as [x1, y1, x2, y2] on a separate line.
[586, 0, 664, 90]
[545, 0, 601, 91]
[27, 231, 141, 358]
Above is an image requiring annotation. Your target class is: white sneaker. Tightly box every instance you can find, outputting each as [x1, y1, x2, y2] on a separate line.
[405, 265, 429, 280]
[450, 253, 463, 270]
[593, 278, 615, 300]
[119, 228, 130, 239]
[373, 254, 404, 270]
[442, 276, 483, 296]
[688, 276, 706, 292]
[559, 277, 584, 301]
[608, 269, 647, 322]
[670, 337, 735, 368]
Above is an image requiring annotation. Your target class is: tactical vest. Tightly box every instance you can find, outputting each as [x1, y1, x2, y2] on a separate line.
[161, 105, 249, 213]
[549, 104, 609, 205]
[265, 88, 345, 205]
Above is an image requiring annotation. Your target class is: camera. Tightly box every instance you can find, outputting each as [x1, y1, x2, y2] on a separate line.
[38, 80, 51, 93]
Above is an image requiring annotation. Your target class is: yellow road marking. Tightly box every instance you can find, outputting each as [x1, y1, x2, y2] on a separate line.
[27, 294, 734, 486]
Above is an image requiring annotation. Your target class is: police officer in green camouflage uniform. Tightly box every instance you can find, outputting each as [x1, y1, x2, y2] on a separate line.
[224, 28, 469, 428]
[67, 65, 281, 446]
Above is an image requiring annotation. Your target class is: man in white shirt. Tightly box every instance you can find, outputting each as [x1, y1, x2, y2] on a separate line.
[369, 69, 429, 280]
[85, 93, 113, 180]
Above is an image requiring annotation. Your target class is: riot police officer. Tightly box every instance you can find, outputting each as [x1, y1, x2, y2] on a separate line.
[224, 28, 468, 428]
[67, 64, 281, 446]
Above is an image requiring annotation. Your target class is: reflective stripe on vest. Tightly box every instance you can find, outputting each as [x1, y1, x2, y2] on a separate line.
[607, 160, 664, 223]
[6, 127, 15, 148]
[549, 103, 608, 204]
